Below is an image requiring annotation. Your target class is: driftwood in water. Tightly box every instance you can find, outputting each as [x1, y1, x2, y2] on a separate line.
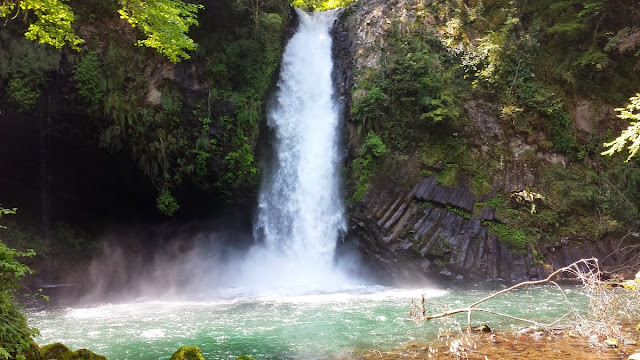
[417, 258, 600, 330]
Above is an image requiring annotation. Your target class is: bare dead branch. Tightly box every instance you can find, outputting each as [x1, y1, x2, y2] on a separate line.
[420, 258, 600, 329]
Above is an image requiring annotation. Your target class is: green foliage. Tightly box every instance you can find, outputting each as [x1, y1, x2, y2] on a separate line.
[0, 0, 83, 50]
[483, 221, 530, 250]
[359, 131, 388, 158]
[156, 190, 180, 216]
[6, 69, 44, 110]
[349, 132, 388, 202]
[117, 0, 203, 63]
[290, 0, 355, 11]
[0, 29, 61, 111]
[447, 206, 471, 219]
[602, 94, 640, 161]
[52, 223, 97, 255]
[0, 0, 202, 62]
[437, 164, 458, 186]
[0, 207, 39, 360]
[73, 51, 105, 109]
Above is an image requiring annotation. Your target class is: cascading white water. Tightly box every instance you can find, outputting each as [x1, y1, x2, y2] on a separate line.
[234, 9, 353, 294]
[257, 9, 344, 261]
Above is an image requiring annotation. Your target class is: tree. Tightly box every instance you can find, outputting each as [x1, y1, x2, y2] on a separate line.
[602, 94, 640, 161]
[118, 0, 202, 63]
[0, 0, 202, 63]
[0, 0, 82, 50]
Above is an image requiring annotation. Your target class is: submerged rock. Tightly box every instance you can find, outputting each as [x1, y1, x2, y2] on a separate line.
[169, 346, 205, 360]
[41, 343, 106, 360]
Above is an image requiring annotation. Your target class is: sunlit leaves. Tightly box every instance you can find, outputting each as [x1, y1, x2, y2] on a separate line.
[117, 0, 203, 63]
[290, 0, 355, 11]
[602, 94, 640, 161]
[0, 0, 203, 62]
[0, 0, 83, 50]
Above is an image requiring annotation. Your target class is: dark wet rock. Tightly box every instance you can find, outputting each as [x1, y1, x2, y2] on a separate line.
[413, 176, 475, 212]
[348, 176, 615, 283]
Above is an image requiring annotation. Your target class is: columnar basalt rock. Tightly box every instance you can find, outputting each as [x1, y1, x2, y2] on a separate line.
[348, 176, 620, 283]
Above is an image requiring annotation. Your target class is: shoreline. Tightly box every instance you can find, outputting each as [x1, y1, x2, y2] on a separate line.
[344, 325, 640, 359]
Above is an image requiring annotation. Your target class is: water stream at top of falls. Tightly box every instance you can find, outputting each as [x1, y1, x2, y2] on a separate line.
[233, 9, 353, 295]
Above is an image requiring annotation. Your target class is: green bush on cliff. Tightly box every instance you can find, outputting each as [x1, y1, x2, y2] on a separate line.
[73, 51, 106, 110]
[349, 132, 388, 201]
[0, 207, 39, 360]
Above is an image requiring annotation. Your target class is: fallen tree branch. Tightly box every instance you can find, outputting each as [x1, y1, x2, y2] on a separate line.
[420, 258, 600, 329]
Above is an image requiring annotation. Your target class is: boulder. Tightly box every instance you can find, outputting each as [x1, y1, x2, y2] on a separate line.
[169, 346, 205, 360]
[41, 343, 106, 360]
[628, 353, 640, 360]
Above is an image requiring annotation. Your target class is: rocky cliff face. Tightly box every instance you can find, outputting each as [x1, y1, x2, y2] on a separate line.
[332, 0, 639, 283]
[347, 175, 624, 283]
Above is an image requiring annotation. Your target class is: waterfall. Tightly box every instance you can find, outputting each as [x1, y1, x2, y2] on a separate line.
[235, 9, 352, 294]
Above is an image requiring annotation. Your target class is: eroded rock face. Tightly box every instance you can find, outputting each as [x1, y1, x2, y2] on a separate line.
[348, 176, 620, 283]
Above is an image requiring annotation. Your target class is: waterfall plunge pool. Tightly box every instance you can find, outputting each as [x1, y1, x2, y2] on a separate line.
[28, 284, 589, 360]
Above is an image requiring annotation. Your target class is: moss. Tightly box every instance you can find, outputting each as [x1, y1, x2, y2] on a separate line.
[169, 346, 205, 360]
[41, 343, 106, 360]
[41, 343, 72, 359]
[436, 165, 458, 187]
[446, 206, 471, 219]
[483, 221, 530, 251]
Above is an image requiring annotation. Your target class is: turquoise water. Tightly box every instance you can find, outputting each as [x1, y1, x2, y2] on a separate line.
[28, 284, 588, 360]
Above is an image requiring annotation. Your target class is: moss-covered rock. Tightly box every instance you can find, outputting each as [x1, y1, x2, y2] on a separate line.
[41, 343, 107, 360]
[41, 343, 72, 359]
[25, 343, 43, 360]
[169, 346, 205, 360]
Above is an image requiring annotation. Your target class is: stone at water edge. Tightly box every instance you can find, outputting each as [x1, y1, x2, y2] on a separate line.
[604, 338, 618, 348]
[169, 346, 205, 360]
[628, 353, 640, 360]
[472, 324, 492, 333]
[41, 343, 107, 360]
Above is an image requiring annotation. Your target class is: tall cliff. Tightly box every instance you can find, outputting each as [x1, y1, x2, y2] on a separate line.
[334, 0, 640, 281]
